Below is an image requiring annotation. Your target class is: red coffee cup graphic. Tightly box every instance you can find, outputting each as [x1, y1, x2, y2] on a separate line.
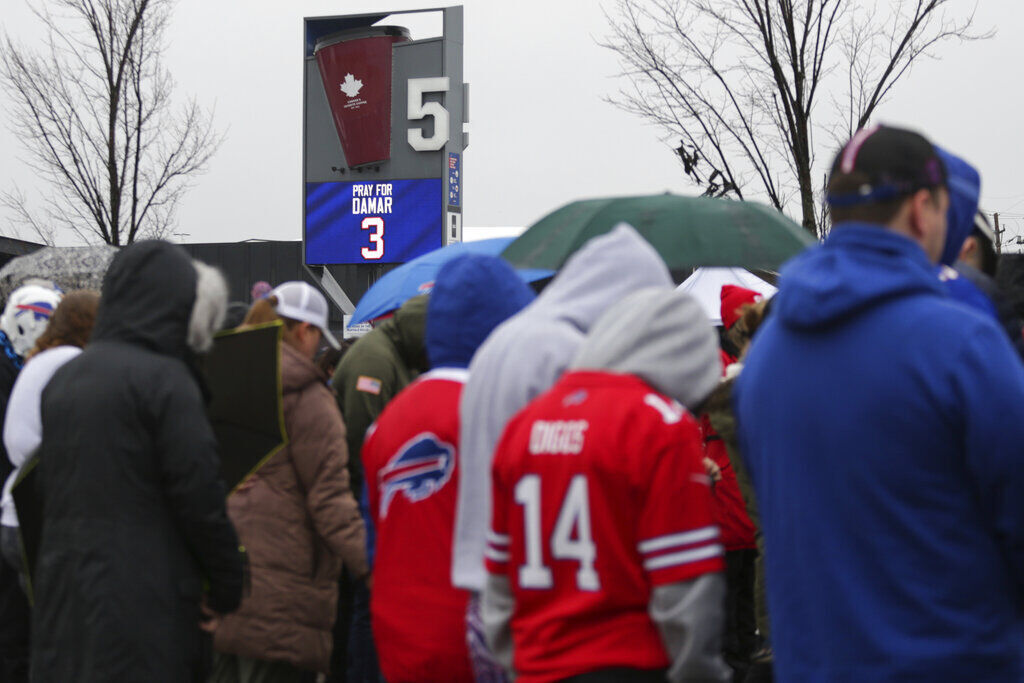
[315, 26, 410, 168]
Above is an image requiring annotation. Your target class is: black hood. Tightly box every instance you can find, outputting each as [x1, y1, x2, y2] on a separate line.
[92, 240, 197, 359]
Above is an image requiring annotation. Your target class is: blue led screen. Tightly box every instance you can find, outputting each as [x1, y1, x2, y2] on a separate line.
[305, 179, 443, 264]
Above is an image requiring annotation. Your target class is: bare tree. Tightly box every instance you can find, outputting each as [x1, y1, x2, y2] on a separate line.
[602, 0, 989, 238]
[0, 0, 222, 245]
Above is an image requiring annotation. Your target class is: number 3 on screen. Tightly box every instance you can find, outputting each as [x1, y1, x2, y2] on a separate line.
[361, 217, 385, 260]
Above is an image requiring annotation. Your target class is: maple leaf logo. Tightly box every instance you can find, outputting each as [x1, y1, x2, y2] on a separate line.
[340, 74, 363, 98]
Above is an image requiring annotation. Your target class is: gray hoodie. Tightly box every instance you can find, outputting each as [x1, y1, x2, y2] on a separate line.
[483, 288, 729, 682]
[572, 288, 720, 409]
[453, 224, 672, 592]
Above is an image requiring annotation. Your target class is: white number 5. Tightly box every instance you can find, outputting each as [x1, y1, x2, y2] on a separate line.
[407, 77, 450, 151]
[360, 217, 384, 260]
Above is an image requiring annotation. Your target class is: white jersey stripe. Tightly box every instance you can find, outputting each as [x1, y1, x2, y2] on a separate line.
[484, 546, 510, 563]
[486, 530, 510, 546]
[637, 526, 719, 554]
[643, 544, 724, 571]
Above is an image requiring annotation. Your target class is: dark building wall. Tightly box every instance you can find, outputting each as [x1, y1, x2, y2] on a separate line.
[997, 253, 1024, 320]
[0, 236, 45, 270]
[0, 238, 392, 329]
[181, 240, 396, 329]
[181, 241, 305, 304]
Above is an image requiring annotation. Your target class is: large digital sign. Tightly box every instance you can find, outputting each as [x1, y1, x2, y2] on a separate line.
[303, 8, 466, 268]
[305, 179, 442, 263]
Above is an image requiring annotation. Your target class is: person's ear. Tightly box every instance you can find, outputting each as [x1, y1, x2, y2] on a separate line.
[958, 235, 978, 262]
[906, 189, 931, 240]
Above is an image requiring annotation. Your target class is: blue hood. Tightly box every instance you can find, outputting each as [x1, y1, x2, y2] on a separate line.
[774, 223, 945, 330]
[935, 146, 980, 266]
[425, 253, 535, 369]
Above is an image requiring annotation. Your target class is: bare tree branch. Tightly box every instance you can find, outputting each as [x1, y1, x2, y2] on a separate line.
[602, 0, 989, 237]
[0, 0, 222, 245]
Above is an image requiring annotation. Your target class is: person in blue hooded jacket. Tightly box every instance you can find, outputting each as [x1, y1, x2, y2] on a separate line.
[359, 253, 535, 683]
[941, 210, 1024, 359]
[735, 124, 1024, 683]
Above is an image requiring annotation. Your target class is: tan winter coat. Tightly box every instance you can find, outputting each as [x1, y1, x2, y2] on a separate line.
[213, 342, 368, 673]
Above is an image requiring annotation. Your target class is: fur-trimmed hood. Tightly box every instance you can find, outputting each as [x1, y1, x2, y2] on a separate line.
[93, 241, 226, 359]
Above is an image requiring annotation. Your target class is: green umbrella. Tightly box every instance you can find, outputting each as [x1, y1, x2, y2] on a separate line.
[501, 193, 815, 272]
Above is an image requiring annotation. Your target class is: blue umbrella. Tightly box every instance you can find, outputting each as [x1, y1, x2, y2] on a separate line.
[350, 238, 552, 324]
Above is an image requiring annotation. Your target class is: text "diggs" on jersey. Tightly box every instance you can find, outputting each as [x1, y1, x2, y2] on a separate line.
[529, 420, 589, 455]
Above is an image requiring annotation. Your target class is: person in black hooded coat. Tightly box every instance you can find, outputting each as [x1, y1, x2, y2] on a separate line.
[30, 240, 245, 682]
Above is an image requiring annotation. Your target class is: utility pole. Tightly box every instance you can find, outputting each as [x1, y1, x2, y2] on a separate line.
[994, 212, 1004, 254]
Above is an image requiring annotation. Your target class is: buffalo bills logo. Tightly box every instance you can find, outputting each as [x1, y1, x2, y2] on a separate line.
[562, 389, 588, 407]
[378, 433, 455, 518]
[15, 301, 54, 322]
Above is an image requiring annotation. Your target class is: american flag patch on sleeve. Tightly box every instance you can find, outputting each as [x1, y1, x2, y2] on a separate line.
[356, 375, 382, 395]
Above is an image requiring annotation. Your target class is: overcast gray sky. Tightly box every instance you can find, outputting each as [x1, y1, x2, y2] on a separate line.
[0, 0, 1021, 246]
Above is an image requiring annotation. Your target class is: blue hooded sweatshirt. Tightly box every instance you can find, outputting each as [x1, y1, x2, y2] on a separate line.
[935, 145, 980, 267]
[425, 253, 536, 369]
[735, 223, 1024, 682]
[934, 145, 1002, 323]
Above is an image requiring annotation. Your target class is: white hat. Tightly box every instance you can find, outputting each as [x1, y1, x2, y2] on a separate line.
[974, 210, 996, 245]
[271, 281, 340, 350]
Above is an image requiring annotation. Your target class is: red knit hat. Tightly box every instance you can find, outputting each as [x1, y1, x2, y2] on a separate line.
[720, 285, 762, 329]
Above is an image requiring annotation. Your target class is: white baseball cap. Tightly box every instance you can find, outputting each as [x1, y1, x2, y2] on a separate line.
[973, 210, 996, 245]
[271, 281, 340, 350]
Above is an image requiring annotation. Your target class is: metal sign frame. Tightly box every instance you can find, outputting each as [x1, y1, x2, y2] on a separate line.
[302, 7, 466, 290]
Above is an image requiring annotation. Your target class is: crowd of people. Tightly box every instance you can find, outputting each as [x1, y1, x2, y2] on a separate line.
[0, 121, 1020, 683]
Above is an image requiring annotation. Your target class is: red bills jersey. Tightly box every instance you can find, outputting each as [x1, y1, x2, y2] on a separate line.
[486, 371, 724, 683]
[363, 368, 473, 683]
[702, 415, 757, 550]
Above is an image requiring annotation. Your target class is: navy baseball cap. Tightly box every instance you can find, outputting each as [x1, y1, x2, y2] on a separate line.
[826, 124, 947, 208]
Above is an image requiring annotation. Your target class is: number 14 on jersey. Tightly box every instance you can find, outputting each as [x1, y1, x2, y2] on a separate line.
[515, 474, 601, 592]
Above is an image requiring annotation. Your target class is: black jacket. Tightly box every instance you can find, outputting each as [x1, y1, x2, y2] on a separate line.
[956, 262, 1024, 359]
[30, 241, 244, 683]
[0, 334, 22, 483]
[0, 344, 26, 669]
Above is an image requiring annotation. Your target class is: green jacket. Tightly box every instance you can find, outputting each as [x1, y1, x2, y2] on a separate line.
[333, 295, 429, 490]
